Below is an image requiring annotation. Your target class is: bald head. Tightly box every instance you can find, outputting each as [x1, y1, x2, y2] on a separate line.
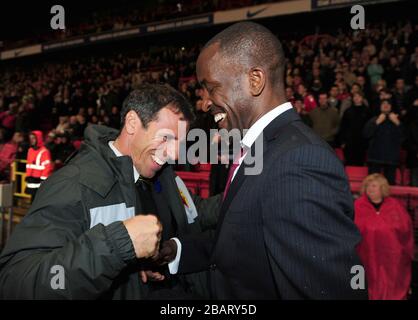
[203, 22, 285, 90]
[196, 22, 287, 132]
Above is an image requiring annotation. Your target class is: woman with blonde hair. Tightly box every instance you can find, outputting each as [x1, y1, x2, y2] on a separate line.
[355, 173, 414, 299]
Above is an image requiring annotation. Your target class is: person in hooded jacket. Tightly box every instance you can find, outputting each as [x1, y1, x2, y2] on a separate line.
[25, 130, 53, 201]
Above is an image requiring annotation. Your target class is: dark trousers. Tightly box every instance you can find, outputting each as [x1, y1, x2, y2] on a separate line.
[368, 163, 397, 185]
[26, 187, 38, 204]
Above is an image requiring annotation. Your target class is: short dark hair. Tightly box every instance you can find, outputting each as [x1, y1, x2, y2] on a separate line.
[120, 84, 195, 129]
[203, 22, 285, 90]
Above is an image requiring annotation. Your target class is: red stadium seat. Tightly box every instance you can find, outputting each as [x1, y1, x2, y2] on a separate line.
[345, 166, 369, 183]
[195, 163, 211, 172]
[395, 168, 411, 186]
[400, 149, 408, 168]
[175, 171, 210, 199]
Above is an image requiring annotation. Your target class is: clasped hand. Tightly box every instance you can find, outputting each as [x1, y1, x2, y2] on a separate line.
[140, 239, 177, 283]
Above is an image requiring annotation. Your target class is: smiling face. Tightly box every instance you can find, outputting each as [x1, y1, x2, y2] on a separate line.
[366, 180, 383, 203]
[126, 106, 188, 179]
[196, 43, 252, 132]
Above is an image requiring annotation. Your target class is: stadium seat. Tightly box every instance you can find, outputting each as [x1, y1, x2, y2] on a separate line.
[395, 168, 411, 186]
[195, 163, 211, 172]
[175, 171, 210, 199]
[345, 166, 368, 183]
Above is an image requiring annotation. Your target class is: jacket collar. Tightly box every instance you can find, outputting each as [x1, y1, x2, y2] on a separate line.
[77, 125, 135, 198]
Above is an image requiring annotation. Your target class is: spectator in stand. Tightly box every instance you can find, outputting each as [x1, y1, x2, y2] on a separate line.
[393, 78, 410, 117]
[407, 54, 418, 83]
[108, 106, 120, 129]
[356, 75, 371, 101]
[0, 132, 24, 181]
[68, 115, 87, 139]
[337, 82, 352, 117]
[342, 62, 357, 87]
[328, 85, 341, 110]
[404, 99, 418, 186]
[355, 173, 414, 300]
[369, 79, 386, 111]
[364, 100, 403, 185]
[25, 131, 53, 202]
[339, 93, 371, 166]
[56, 115, 70, 134]
[367, 56, 384, 87]
[385, 56, 402, 88]
[406, 75, 418, 109]
[285, 87, 296, 105]
[54, 132, 76, 167]
[296, 83, 317, 113]
[86, 106, 97, 124]
[309, 92, 340, 147]
[293, 98, 312, 127]
[0, 103, 18, 140]
[44, 131, 57, 159]
[371, 88, 393, 115]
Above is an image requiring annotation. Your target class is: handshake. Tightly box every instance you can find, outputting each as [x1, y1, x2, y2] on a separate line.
[122, 215, 178, 282]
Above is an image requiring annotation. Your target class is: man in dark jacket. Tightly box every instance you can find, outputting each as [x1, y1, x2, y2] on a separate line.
[0, 84, 220, 299]
[405, 100, 418, 186]
[364, 99, 403, 185]
[339, 93, 372, 166]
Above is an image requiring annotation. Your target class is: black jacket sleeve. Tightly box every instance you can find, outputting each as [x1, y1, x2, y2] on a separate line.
[190, 193, 222, 231]
[0, 175, 136, 299]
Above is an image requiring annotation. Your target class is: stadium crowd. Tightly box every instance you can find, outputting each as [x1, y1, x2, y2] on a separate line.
[2, 19, 418, 187]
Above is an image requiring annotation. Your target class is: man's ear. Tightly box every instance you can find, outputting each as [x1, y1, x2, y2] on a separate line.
[125, 110, 140, 135]
[248, 67, 266, 96]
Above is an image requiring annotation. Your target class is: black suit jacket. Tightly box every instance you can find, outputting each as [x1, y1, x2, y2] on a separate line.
[178, 108, 368, 299]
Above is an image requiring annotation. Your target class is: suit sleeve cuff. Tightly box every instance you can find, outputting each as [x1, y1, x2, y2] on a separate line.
[168, 237, 182, 274]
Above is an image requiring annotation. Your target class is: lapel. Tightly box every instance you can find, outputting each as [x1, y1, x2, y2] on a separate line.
[212, 108, 301, 251]
[152, 166, 188, 235]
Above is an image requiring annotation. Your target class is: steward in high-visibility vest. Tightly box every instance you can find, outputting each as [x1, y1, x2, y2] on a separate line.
[25, 130, 53, 200]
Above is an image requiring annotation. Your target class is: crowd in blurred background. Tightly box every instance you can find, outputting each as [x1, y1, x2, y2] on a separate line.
[1, 16, 418, 188]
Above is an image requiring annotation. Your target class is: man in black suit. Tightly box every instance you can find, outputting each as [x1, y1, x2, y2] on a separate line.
[149, 22, 367, 299]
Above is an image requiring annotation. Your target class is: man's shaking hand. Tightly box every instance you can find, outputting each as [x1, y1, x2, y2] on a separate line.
[140, 239, 178, 283]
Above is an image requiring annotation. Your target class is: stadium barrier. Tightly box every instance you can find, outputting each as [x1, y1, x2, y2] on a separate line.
[10, 160, 31, 199]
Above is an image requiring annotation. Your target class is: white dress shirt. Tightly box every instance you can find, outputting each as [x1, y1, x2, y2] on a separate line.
[231, 102, 293, 181]
[169, 101, 293, 274]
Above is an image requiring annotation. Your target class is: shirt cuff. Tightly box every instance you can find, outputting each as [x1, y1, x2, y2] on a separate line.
[168, 237, 182, 274]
